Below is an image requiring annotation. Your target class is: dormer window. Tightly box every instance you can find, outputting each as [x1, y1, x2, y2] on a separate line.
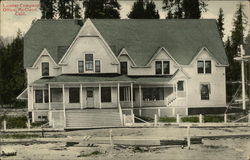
[155, 61, 170, 75]
[41, 62, 49, 76]
[85, 54, 93, 71]
[120, 62, 128, 75]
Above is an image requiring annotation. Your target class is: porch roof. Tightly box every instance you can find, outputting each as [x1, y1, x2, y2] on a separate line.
[32, 73, 174, 85]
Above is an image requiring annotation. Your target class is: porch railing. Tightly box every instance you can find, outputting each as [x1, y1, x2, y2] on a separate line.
[166, 92, 177, 106]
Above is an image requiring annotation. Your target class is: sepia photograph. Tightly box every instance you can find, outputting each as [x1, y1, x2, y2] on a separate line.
[0, 0, 250, 159]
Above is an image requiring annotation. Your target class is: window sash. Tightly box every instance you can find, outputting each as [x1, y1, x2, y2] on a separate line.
[142, 88, 164, 101]
[163, 61, 170, 74]
[101, 87, 111, 102]
[42, 62, 49, 76]
[85, 54, 93, 71]
[95, 60, 100, 72]
[200, 84, 210, 100]
[197, 61, 204, 73]
[120, 62, 128, 75]
[205, 61, 211, 73]
[177, 81, 184, 91]
[35, 90, 43, 103]
[44, 90, 48, 103]
[155, 61, 162, 75]
[69, 88, 80, 103]
[78, 60, 84, 73]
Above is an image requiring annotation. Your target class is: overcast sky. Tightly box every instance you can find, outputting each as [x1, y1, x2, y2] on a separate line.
[0, 0, 249, 40]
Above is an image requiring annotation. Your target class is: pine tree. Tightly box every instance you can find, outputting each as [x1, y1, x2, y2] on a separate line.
[230, 3, 247, 81]
[40, 0, 56, 19]
[182, 0, 201, 19]
[83, 0, 120, 19]
[0, 31, 26, 107]
[128, 0, 159, 19]
[163, 0, 206, 19]
[217, 8, 224, 39]
[128, 0, 145, 19]
[145, 0, 160, 19]
[58, 0, 81, 19]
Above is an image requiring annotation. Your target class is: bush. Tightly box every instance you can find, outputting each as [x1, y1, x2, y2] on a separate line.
[204, 116, 224, 123]
[31, 121, 47, 128]
[159, 117, 176, 122]
[0, 115, 27, 129]
[181, 116, 199, 123]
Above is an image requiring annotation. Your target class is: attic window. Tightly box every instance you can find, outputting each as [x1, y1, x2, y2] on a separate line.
[41, 62, 49, 76]
[85, 54, 93, 71]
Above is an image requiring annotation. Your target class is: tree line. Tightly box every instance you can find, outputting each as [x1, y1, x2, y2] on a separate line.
[0, 0, 249, 107]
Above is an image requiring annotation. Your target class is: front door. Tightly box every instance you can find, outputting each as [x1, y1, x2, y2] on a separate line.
[86, 88, 94, 108]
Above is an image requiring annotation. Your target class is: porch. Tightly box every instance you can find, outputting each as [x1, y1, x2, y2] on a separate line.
[30, 74, 187, 128]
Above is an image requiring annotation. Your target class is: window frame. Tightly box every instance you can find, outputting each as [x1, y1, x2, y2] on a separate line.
[78, 60, 84, 73]
[177, 80, 184, 91]
[142, 88, 164, 101]
[95, 60, 101, 73]
[41, 62, 49, 77]
[155, 60, 170, 75]
[101, 87, 112, 103]
[85, 54, 94, 72]
[120, 61, 128, 75]
[197, 60, 212, 74]
[35, 90, 43, 103]
[200, 83, 210, 100]
[69, 88, 80, 103]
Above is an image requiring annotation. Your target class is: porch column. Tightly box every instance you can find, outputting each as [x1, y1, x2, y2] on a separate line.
[99, 83, 102, 109]
[80, 84, 83, 109]
[117, 83, 120, 106]
[30, 85, 34, 110]
[139, 85, 142, 107]
[62, 84, 66, 128]
[131, 83, 133, 108]
[48, 84, 51, 110]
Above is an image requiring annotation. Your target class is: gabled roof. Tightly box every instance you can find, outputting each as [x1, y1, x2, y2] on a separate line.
[24, 19, 228, 68]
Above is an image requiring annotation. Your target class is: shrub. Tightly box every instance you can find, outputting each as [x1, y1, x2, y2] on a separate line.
[0, 115, 27, 129]
[204, 116, 224, 122]
[159, 117, 176, 122]
[181, 116, 199, 123]
[31, 121, 47, 128]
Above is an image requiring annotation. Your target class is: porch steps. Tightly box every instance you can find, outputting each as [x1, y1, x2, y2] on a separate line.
[66, 109, 122, 128]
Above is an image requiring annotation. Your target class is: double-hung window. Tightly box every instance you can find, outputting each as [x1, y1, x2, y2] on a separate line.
[41, 62, 49, 76]
[101, 87, 111, 102]
[200, 83, 210, 100]
[85, 54, 93, 71]
[155, 61, 170, 75]
[69, 88, 80, 103]
[78, 60, 84, 73]
[95, 60, 101, 72]
[197, 60, 211, 74]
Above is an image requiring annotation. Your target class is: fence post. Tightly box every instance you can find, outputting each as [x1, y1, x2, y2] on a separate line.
[109, 129, 114, 147]
[199, 114, 203, 123]
[224, 114, 227, 123]
[132, 113, 135, 125]
[27, 119, 31, 129]
[154, 114, 158, 126]
[187, 125, 191, 149]
[176, 114, 180, 123]
[248, 111, 250, 123]
[3, 119, 6, 131]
